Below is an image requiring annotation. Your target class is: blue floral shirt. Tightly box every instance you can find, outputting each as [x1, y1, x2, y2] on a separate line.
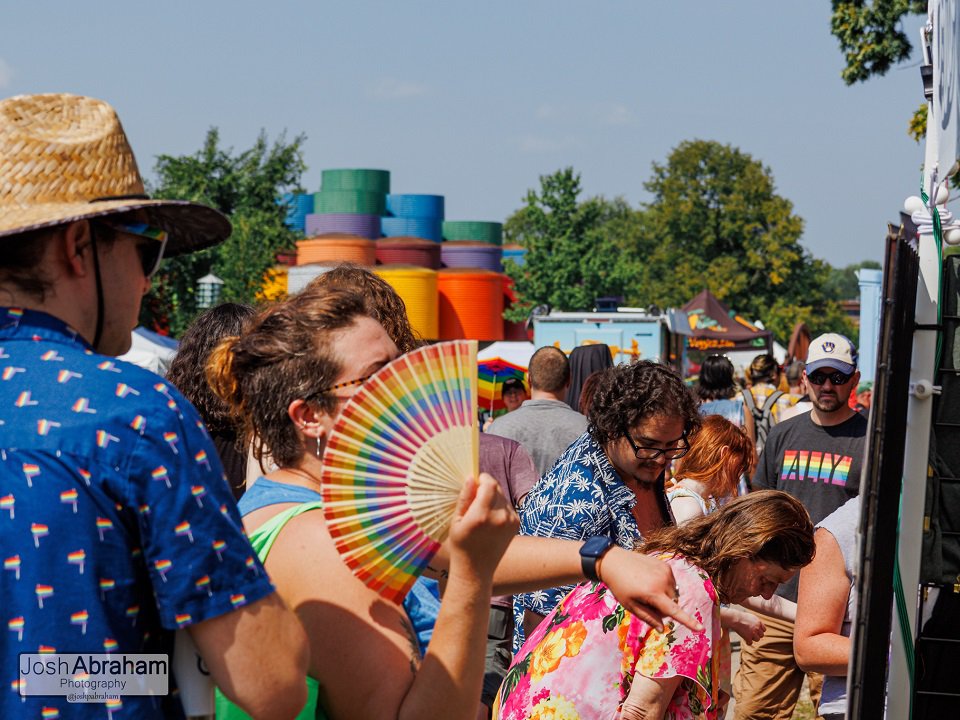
[0, 309, 274, 719]
[513, 432, 658, 650]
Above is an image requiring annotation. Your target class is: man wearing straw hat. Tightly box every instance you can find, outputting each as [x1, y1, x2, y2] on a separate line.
[0, 94, 308, 718]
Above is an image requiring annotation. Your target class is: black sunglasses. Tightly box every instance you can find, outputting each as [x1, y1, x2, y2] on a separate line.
[807, 370, 853, 386]
[94, 220, 168, 278]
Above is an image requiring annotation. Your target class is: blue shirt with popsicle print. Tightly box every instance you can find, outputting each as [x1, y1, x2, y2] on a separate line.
[0, 309, 275, 719]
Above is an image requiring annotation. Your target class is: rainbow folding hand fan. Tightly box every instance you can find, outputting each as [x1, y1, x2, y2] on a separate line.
[320, 339, 479, 604]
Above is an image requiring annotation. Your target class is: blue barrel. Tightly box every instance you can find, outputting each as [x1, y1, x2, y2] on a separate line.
[386, 194, 445, 219]
[281, 192, 314, 233]
[381, 216, 443, 243]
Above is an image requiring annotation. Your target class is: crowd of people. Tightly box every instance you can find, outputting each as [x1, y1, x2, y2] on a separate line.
[1, 93, 870, 720]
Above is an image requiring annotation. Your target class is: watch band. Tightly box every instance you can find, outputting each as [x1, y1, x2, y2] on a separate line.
[580, 536, 615, 582]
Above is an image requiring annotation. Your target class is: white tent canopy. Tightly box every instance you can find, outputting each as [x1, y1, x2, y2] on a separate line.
[118, 327, 179, 375]
[477, 341, 536, 369]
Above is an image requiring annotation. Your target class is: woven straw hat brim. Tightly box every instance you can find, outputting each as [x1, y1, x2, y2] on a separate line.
[0, 93, 231, 256]
[0, 199, 231, 257]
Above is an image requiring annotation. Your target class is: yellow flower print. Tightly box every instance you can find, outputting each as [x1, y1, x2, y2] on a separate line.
[529, 621, 589, 682]
[561, 620, 587, 656]
[637, 625, 671, 676]
[529, 692, 581, 720]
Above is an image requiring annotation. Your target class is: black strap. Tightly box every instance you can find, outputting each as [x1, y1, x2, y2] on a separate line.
[89, 224, 105, 352]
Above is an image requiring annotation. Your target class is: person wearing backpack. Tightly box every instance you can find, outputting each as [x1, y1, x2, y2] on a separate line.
[741, 353, 792, 457]
[733, 334, 867, 720]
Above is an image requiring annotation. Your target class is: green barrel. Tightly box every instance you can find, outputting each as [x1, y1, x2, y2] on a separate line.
[313, 190, 387, 215]
[441, 221, 503, 246]
[321, 168, 391, 194]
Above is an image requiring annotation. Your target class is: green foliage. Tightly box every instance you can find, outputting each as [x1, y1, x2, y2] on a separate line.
[909, 102, 928, 143]
[825, 260, 883, 299]
[503, 168, 642, 322]
[631, 140, 855, 342]
[140, 128, 306, 336]
[504, 143, 858, 345]
[830, 0, 927, 85]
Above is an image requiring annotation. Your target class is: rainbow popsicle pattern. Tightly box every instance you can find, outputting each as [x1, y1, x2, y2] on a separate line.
[67, 550, 85, 574]
[70, 610, 89, 635]
[8, 616, 24, 641]
[15, 390, 38, 407]
[195, 449, 211, 471]
[95, 430, 119, 448]
[98, 578, 115, 600]
[195, 575, 212, 597]
[212, 540, 226, 561]
[40, 707, 59, 719]
[97, 360, 121, 373]
[35, 584, 53, 608]
[30, 523, 48, 547]
[57, 369, 81, 383]
[37, 419, 61, 435]
[155, 559, 172, 582]
[230, 593, 246, 609]
[130, 414, 146, 432]
[191, 485, 207, 507]
[163, 431, 179, 454]
[22, 463, 40, 487]
[174, 521, 193, 543]
[60, 488, 78, 513]
[125, 605, 139, 627]
[96, 517, 113, 541]
[40, 350, 63, 362]
[115, 382, 139, 398]
[151, 466, 171, 489]
[71, 397, 96, 414]
[2, 366, 25, 380]
[4, 555, 21, 579]
[106, 698, 122, 719]
[76, 468, 91, 486]
[103, 638, 118, 653]
[1, 494, 14, 518]
[174, 613, 191, 628]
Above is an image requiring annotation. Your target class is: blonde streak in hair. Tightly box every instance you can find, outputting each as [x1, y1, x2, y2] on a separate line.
[206, 336, 243, 412]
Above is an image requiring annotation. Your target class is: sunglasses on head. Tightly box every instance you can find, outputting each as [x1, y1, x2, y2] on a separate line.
[807, 370, 853, 386]
[95, 220, 169, 278]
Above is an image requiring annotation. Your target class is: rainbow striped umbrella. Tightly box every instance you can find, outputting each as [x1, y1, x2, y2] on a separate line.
[477, 357, 527, 417]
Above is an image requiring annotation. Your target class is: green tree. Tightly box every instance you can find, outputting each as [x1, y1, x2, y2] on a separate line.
[503, 168, 642, 321]
[631, 140, 854, 342]
[830, 0, 928, 139]
[140, 128, 306, 336]
[825, 259, 884, 299]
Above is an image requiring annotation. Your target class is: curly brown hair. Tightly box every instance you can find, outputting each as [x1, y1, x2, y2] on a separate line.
[640, 490, 815, 604]
[207, 286, 370, 468]
[588, 361, 701, 445]
[305, 262, 423, 354]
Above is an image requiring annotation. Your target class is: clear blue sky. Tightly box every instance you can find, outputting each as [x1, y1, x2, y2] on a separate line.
[2, 2, 929, 267]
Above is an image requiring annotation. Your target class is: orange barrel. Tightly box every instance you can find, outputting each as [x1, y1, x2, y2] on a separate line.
[296, 235, 376, 265]
[287, 263, 338, 295]
[437, 269, 504, 341]
[375, 237, 442, 270]
[374, 265, 439, 340]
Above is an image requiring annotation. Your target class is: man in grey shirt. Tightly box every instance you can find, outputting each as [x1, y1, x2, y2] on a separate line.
[487, 346, 588, 476]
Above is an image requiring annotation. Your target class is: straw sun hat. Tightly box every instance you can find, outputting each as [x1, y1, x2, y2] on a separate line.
[0, 93, 230, 256]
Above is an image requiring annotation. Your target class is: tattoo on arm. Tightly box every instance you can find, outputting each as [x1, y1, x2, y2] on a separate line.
[399, 616, 421, 675]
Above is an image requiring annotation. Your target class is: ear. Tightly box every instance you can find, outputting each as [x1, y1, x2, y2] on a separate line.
[287, 398, 329, 441]
[60, 221, 93, 278]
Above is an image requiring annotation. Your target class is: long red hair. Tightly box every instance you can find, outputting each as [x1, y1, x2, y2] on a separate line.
[673, 414, 756, 500]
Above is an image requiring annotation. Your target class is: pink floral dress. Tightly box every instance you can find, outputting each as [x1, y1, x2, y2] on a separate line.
[492, 555, 722, 720]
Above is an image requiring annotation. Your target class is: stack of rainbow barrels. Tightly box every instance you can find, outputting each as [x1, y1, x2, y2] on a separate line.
[283, 168, 528, 342]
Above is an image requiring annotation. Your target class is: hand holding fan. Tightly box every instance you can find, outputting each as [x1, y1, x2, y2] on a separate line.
[320, 340, 479, 604]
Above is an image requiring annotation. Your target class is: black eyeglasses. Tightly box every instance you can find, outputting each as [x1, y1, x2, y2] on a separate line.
[624, 430, 689, 461]
[94, 220, 168, 278]
[807, 370, 853, 386]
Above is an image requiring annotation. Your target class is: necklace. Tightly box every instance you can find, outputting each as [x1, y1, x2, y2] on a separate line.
[280, 467, 319, 487]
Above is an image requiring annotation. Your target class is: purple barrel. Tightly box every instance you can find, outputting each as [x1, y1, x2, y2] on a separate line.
[440, 241, 503, 272]
[306, 213, 381, 239]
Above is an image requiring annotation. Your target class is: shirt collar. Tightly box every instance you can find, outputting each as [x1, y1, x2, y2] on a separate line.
[0, 307, 92, 352]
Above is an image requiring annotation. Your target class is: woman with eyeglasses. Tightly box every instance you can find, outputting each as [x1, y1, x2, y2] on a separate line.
[493, 490, 816, 720]
[514, 361, 702, 648]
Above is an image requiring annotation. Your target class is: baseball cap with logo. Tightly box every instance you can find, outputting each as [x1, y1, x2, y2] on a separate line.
[502, 378, 526, 394]
[805, 333, 858, 375]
